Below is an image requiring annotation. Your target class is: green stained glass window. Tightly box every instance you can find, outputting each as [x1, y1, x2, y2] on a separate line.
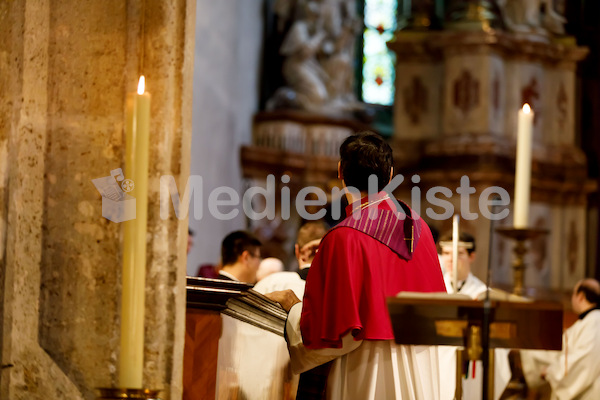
[362, 0, 397, 106]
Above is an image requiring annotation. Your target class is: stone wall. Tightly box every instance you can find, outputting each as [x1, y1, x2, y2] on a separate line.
[0, 1, 195, 399]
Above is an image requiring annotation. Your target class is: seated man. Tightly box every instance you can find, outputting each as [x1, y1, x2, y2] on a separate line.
[217, 230, 262, 284]
[253, 220, 327, 298]
[522, 278, 600, 399]
[438, 231, 511, 400]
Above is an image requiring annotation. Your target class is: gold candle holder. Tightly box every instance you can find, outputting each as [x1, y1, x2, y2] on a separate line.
[496, 227, 548, 296]
[96, 388, 161, 400]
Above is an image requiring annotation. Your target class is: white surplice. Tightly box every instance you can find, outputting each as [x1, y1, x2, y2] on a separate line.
[544, 309, 600, 400]
[217, 315, 295, 400]
[253, 271, 307, 299]
[439, 272, 512, 400]
[229, 271, 308, 400]
[286, 303, 441, 400]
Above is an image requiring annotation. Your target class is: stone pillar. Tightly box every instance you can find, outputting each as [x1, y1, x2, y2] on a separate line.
[0, 1, 195, 399]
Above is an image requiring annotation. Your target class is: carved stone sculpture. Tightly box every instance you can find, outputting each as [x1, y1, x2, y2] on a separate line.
[497, 0, 566, 35]
[268, 0, 361, 114]
[279, 1, 329, 111]
[320, 0, 361, 110]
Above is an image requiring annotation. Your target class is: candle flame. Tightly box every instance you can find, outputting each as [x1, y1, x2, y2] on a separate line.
[522, 103, 531, 114]
[137, 76, 145, 95]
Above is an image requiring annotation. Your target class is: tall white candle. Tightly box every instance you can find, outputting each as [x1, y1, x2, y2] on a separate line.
[514, 104, 534, 228]
[452, 214, 459, 292]
[120, 76, 151, 388]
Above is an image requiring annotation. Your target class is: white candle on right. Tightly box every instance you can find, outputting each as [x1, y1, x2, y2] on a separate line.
[513, 104, 534, 229]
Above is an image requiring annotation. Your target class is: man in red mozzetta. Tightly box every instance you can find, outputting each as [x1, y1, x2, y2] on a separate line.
[266, 131, 446, 399]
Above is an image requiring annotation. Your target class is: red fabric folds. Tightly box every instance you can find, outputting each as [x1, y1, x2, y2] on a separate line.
[300, 197, 446, 349]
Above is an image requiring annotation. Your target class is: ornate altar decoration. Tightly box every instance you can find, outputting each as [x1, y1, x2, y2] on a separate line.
[265, 0, 362, 114]
[242, 0, 367, 257]
[242, 0, 594, 289]
[389, 0, 592, 293]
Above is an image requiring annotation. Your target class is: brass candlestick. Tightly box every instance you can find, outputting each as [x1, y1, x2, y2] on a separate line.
[496, 227, 548, 296]
[97, 388, 161, 400]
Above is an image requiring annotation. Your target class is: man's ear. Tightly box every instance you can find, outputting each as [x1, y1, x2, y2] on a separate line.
[240, 250, 250, 264]
[469, 251, 476, 263]
[337, 161, 342, 180]
[389, 166, 394, 182]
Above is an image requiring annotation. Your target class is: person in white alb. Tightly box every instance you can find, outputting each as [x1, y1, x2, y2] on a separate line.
[253, 220, 327, 298]
[524, 278, 600, 399]
[438, 231, 511, 400]
[250, 221, 328, 398]
[265, 132, 446, 400]
[216, 230, 262, 284]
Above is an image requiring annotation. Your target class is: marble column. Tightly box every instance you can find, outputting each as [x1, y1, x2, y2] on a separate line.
[0, 1, 195, 399]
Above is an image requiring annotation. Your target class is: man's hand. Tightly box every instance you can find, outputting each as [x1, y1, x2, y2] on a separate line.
[264, 290, 301, 313]
[298, 239, 321, 264]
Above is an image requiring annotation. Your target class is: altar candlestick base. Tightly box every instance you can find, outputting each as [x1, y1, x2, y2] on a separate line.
[496, 227, 548, 296]
[96, 388, 161, 400]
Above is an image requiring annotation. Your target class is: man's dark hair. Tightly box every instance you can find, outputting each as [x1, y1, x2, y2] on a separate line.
[221, 230, 262, 266]
[576, 279, 600, 305]
[339, 131, 393, 192]
[438, 231, 476, 255]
